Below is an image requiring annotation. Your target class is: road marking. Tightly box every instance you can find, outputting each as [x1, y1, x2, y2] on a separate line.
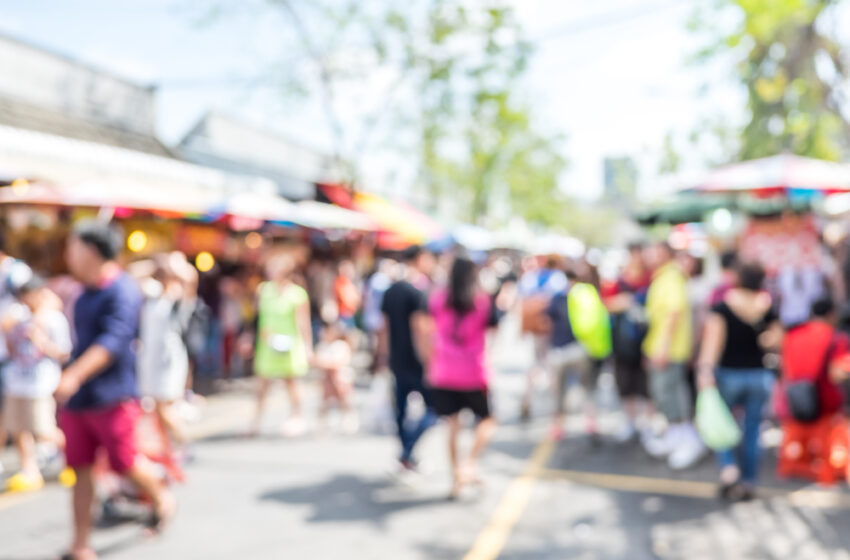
[540, 468, 718, 499]
[463, 439, 554, 560]
[540, 468, 850, 509]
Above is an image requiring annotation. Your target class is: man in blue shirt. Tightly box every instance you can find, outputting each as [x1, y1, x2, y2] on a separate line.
[55, 220, 175, 560]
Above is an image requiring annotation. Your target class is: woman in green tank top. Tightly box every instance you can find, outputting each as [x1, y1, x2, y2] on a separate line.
[252, 254, 313, 437]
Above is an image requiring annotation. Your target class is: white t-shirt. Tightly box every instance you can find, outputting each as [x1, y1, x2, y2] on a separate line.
[0, 257, 33, 363]
[3, 308, 71, 399]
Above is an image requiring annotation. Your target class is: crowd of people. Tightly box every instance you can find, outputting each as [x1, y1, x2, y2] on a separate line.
[3, 217, 850, 558]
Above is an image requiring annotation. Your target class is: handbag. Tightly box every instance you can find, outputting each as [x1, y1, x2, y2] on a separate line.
[785, 381, 820, 423]
[784, 336, 835, 423]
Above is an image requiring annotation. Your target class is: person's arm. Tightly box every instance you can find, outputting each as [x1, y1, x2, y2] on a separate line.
[605, 292, 634, 314]
[296, 300, 314, 364]
[376, 319, 389, 369]
[28, 320, 71, 363]
[411, 310, 433, 368]
[55, 289, 138, 405]
[758, 321, 784, 350]
[650, 310, 680, 370]
[696, 312, 726, 389]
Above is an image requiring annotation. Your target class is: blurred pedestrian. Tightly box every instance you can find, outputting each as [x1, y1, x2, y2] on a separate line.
[136, 255, 191, 449]
[363, 259, 395, 372]
[517, 255, 567, 421]
[2, 274, 71, 492]
[642, 242, 705, 470]
[56, 220, 175, 560]
[0, 233, 33, 476]
[379, 245, 436, 472]
[709, 250, 738, 307]
[425, 255, 499, 498]
[315, 321, 358, 433]
[547, 267, 593, 441]
[334, 259, 361, 331]
[697, 262, 781, 501]
[252, 254, 313, 437]
[604, 243, 651, 442]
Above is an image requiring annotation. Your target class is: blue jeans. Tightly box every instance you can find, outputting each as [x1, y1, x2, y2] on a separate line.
[715, 368, 775, 484]
[393, 372, 438, 463]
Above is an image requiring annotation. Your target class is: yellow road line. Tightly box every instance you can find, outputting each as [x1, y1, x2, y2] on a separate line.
[540, 468, 718, 499]
[540, 468, 850, 509]
[463, 439, 554, 560]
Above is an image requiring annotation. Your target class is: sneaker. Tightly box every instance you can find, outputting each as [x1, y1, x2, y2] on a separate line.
[614, 422, 636, 444]
[6, 472, 45, 493]
[341, 413, 360, 435]
[667, 428, 707, 470]
[642, 429, 676, 459]
[281, 416, 307, 437]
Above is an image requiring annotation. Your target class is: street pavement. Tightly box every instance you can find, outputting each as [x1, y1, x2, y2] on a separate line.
[3, 320, 850, 559]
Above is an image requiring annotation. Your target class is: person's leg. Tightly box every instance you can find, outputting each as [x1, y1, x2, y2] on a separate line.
[154, 401, 185, 446]
[123, 456, 176, 520]
[407, 379, 438, 453]
[70, 466, 96, 558]
[14, 430, 40, 477]
[739, 370, 773, 486]
[521, 335, 548, 420]
[446, 414, 462, 496]
[252, 377, 275, 435]
[101, 402, 176, 528]
[468, 417, 497, 476]
[582, 358, 599, 436]
[59, 408, 97, 558]
[550, 355, 569, 439]
[715, 369, 744, 486]
[393, 375, 413, 462]
[283, 377, 303, 419]
[280, 377, 306, 436]
[644, 364, 685, 457]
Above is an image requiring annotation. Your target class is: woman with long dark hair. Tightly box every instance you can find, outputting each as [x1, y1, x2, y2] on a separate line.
[424, 255, 499, 498]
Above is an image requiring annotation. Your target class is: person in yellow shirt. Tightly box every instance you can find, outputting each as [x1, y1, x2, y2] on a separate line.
[642, 242, 706, 470]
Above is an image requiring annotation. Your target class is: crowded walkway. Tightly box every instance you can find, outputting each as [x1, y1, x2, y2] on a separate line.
[2, 218, 850, 559]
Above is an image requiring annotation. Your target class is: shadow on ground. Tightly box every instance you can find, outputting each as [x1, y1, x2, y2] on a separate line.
[259, 474, 447, 527]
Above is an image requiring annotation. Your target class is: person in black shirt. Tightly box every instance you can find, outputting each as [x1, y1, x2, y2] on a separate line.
[697, 261, 782, 501]
[379, 246, 437, 471]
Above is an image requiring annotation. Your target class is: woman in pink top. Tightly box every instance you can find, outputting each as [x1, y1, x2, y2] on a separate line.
[426, 256, 498, 498]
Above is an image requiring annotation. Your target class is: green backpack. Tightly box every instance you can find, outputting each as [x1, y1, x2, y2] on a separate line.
[567, 282, 612, 360]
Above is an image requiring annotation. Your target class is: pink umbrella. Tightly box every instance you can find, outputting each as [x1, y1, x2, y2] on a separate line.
[686, 154, 850, 197]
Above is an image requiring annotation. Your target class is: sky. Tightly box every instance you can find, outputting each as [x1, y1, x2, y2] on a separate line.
[0, 0, 810, 202]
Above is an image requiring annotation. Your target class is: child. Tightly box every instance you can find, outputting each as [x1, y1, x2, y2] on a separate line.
[315, 322, 358, 434]
[1, 275, 72, 492]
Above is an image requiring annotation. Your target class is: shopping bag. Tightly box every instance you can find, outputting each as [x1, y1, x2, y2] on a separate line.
[695, 387, 741, 451]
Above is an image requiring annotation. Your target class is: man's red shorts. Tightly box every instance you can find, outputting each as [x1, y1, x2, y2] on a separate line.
[59, 400, 140, 474]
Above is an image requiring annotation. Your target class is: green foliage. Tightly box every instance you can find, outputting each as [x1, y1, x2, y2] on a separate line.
[693, 0, 850, 162]
[209, 0, 567, 227]
[404, 2, 566, 225]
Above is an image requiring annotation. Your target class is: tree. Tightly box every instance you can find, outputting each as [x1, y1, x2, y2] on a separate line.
[202, 0, 568, 226]
[691, 0, 850, 161]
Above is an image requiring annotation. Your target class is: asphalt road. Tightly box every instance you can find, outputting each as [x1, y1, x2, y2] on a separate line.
[3, 321, 850, 560]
